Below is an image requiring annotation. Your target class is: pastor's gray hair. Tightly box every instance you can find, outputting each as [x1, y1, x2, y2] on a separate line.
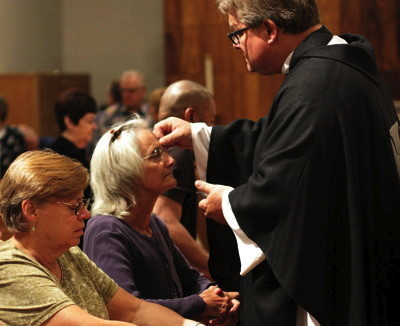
[216, 0, 320, 34]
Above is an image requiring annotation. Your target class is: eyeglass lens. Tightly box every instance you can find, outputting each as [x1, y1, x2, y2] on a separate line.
[76, 199, 90, 215]
[143, 147, 168, 162]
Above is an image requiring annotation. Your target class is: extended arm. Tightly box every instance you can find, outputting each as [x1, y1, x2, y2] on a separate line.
[43, 288, 204, 326]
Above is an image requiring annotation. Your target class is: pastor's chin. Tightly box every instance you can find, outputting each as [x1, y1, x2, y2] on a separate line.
[246, 61, 257, 73]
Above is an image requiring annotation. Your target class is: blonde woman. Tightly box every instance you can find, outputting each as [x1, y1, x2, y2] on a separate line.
[0, 150, 204, 326]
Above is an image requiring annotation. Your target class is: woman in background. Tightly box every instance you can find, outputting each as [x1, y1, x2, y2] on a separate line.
[84, 118, 239, 325]
[51, 88, 97, 174]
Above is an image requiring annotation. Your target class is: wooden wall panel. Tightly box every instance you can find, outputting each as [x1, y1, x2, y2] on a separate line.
[164, 0, 282, 125]
[164, 0, 400, 125]
[0, 73, 90, 137]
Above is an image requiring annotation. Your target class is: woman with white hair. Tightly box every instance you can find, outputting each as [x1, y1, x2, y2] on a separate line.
[84, 117, 239, 325]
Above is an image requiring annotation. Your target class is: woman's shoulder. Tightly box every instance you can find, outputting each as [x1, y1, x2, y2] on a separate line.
[0, 239, 32, 262]
[85, 215, 134, 242]
[0, 239, 56, 280]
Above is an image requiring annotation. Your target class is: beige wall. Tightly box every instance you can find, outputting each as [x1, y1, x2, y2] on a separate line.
[0, 0, 164, 106]
[0, 0, 62, 72]
[61, 0, 165, 105]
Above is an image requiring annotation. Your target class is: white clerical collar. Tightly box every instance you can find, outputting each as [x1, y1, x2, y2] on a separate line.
[281, 35, 348, 75]
[281, 51, 294, 75]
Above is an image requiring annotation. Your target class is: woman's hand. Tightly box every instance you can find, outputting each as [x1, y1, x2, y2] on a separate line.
[199, 286, 240, 319]
[199, 286, 230, 317]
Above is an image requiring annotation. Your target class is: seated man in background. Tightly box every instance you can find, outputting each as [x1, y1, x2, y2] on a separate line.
[153, 80, 220, 280]
[0, 94, 26, 178]
[96, 70, 149, 136]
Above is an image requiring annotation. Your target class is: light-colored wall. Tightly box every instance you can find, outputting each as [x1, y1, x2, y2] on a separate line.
[0, 0, 62, 72]
[61, 0, 165, 106]
[0, 0, 164, 106]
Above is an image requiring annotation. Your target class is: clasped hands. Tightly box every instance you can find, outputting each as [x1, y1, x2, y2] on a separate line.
[199, 285, 240, 326]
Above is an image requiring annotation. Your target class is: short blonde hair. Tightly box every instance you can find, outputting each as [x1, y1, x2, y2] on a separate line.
[0, 150, 89, 233]
[90, 117, 148, 218]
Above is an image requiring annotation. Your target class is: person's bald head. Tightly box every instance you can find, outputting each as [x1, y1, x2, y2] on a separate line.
[159, 80, 217, 125]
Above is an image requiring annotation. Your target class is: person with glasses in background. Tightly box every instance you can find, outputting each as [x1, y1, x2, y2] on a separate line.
[94, 70, 151, 142]
[153, 0, 400, 326]
[83, 117, 239, 326]
[0, 150, 203, 326]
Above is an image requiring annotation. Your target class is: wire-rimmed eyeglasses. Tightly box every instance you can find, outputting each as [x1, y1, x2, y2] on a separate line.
[227, 26, 250, 45]
[142, 146, 170, 162]
[51, 198, 91, 216]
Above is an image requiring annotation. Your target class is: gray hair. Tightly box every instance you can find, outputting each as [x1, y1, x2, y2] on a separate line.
[158, 80, 214, 120]
[216, 0, 321, 34]
[90, 117, 148, 218]
[120, 70, 146, 87]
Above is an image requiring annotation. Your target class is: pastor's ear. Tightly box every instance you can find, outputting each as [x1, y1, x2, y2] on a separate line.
[263, 19, 279, 44]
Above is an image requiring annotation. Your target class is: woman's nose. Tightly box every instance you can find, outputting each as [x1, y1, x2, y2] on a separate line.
[78, 206, 91, 220]
[165, 153, 175, 167]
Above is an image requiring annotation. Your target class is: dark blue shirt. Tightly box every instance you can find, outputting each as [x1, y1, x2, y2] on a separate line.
[83, 214, 212, 318]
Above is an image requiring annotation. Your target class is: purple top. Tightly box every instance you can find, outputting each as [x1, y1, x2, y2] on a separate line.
[83, 214, 213, 318]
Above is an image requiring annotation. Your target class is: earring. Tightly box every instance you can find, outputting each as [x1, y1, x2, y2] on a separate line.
[32, 225, 36, 231]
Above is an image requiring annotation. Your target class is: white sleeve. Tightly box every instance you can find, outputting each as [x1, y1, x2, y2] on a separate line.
[190, 116, 319, 326]
[191, 122, 266, 275]
[191, 122, 212, 181]
[222, 189, 266, 276]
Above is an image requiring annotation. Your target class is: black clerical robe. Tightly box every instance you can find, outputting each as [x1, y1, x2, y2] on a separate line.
[207, 27, 400, 326]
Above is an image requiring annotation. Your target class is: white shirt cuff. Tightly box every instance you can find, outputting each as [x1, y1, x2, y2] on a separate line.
[222, 189, 265, 275]
[191, 122, 212, 181]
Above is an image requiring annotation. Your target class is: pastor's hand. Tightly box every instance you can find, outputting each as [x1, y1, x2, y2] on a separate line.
[195, 180, 231, 225]
[152, 117, 193, 148]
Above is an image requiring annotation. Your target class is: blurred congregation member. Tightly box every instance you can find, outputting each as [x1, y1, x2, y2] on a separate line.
[153, 80, 219, 280]
[96, 70, 150, 137]
[0, 94, 26, 178]
[84, 118, 239, 325]
[0, 150, 203, 326]
[147, 86, 166, 126]
[98, 80, 122, 112]
[17, 124, 40, 151]
[51, 88, 97, 197]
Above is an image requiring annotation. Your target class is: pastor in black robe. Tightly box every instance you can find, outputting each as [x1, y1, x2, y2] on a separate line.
[206, 26, 400, 326]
